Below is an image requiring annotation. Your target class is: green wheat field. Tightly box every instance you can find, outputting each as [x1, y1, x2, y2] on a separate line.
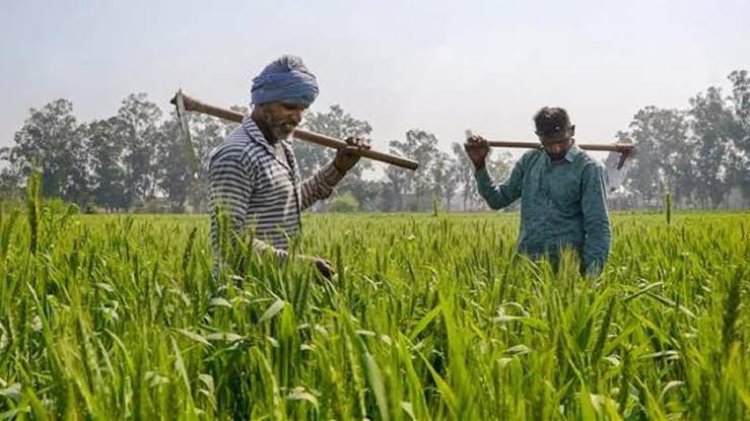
[0, 183, 748, 419]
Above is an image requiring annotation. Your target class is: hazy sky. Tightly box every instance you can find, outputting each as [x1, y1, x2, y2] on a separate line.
[2, 0, 748, 159]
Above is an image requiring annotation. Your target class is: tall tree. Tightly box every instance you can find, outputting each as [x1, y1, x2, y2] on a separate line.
[10, 99, 89, 205]
[624, 108, 694, 206]
[727, 70, 750, 203]
[452, 142, 477, 211]
[383, 139, 412, 212]
[155, 113, 195, 212]
[117, 93, 163, 203]
[87, 117, 128, 210]
[387, 130, 439, 211]
[654, 110, 694, 205]
[429, 151, 459, 211]
[621, 107, 669, 207]
[728, 70, 750, 140]
[689, 87, 735, 208]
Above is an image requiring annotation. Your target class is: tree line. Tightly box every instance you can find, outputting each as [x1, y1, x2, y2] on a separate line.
[1, 69, 748, 212]
[618, 70, 749, 209]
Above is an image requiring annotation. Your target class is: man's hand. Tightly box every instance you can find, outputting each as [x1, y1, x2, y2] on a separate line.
[300, 255, 335, 279]
[464, 135, 490, 170]
[333, 136, 371, 173]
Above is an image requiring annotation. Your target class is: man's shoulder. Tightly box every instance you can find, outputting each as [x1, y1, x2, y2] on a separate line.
[573, 148, 603, 169]
[209, 127, 261, 165]
[519, 148, 544, 164]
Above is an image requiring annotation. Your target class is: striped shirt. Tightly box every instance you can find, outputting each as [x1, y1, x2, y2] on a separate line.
[208, 116, 344, 260]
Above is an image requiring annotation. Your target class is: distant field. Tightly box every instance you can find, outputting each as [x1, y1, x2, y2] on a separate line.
[1, 205, 748, 419]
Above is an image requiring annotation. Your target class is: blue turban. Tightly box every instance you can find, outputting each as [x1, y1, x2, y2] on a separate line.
[250, 55, 319, 106]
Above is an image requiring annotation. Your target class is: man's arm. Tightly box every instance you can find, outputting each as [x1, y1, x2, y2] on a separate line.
[299, 162, 344, 211]
[475, 159, 524, 210]
[464, 134, 523, 210]
[299, 136, 369, 211]
[581, 163, 612, 276]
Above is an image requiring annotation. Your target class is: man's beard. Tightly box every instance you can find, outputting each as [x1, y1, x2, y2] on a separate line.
[270, 121, 297, 141]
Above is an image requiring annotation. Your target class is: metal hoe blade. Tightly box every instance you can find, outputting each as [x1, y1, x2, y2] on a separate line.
[175, 89, 199, 176]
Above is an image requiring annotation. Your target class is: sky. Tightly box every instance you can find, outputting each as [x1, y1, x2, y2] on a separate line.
[1, 0, 748, 162]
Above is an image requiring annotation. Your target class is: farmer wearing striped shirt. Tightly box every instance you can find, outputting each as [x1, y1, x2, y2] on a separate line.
[209, 55, 369, 278]
[464, 107, 611, 276]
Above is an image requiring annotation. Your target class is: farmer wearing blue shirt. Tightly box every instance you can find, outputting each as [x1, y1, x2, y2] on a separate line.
[465, 107, 611, 276]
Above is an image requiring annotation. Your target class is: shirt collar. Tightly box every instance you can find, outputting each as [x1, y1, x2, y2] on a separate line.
[242, 116, 295, 174]
[540, 144, 580, 164]
[564, 144, 581, 162]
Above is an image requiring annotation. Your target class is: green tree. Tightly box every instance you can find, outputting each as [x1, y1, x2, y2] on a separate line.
[622, 108, 694, 207]
[155, 113, 194, 212]
[383, 147, 410, 211]
[117, 93, 163, 203]
[727, 70, 750, 203]
[387, 130, 439, 211]
[655, 110, 695, 206]
[689, 87, 735, 208]
[429, 151, 459, 211]
[621, 107, 670, 207]
[87, 117, 128, 210]
[10, 99, 89, 205]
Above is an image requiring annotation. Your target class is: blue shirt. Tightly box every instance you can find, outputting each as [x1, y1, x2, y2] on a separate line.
[475, 145, 611, 274]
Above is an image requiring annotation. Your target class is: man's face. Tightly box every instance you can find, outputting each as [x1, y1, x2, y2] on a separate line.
[538, 125, 575, 161]
[260, 102, 308, 141]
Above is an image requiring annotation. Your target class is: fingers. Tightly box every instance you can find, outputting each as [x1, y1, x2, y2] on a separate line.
[302, 255, 335, 279]
[344, 136, 372, 150]
[466, 135, 487, 146]
[333, 142, 364, 173]
[314, 258, 334, 279]
[339, 145, 368, 158]
[464, 134, 487, 147]
[464, 135, 488, 156]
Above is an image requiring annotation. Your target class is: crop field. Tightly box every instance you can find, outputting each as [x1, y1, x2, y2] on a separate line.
[0, 192, 748, 419]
